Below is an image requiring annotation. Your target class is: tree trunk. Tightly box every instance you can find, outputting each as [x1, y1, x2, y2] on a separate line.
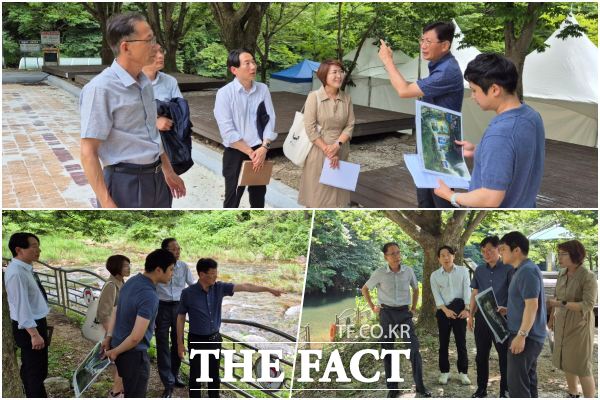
[502, 2, 543, 100]
[2, 273, 24, 398]
[211, 3, 269, 53]
[383, 210, 487, 332]
[144, 2, 190, 73]
[81, 2, 122, 65]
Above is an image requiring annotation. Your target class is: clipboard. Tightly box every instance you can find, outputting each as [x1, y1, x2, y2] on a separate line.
[318, 159, 360, 191]
[238, 160, 273, 186]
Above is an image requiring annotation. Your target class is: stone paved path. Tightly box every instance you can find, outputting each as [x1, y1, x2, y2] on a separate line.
[2, 81, 299, 208]
[2, 83, 95, 208]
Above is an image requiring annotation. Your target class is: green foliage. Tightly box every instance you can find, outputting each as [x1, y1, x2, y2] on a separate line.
[2, 211, 311, 265]
[2, 31, 21, 66]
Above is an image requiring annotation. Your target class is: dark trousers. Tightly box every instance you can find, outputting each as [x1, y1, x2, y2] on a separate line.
[379, 307, 427, 392]
[156, 301, 181, 388]
[188, 332, 222, 398]
[506, 335, 544, 398]
[417, 188, 453, 208]
[474, 312, 508, 394]
[115, 350, 150, 398]
[103, 161, 172, 208]
[12, 318, 48, 397]
[436, 303, 468, 373]
[222, 146, 266, 208]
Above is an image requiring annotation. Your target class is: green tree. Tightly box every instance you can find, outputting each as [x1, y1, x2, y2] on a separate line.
[384, 210, 488, 330]
[80, 2, 122, 64]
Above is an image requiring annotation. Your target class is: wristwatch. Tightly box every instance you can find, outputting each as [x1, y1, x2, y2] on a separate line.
[450, 193, 460, 207]
[561, 300, 567, 307]
[517, 329, 529, 337]
[262, 142, 271, 150]
[338, 141, 343, 147]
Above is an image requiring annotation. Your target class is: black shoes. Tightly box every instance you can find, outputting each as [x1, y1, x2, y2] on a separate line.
[417, 389, 432, 397]
[174, 374, 186, 388]
[162, 387, 173, 398]
[387, 389, 399, 398]
[471, 388, 488, 398]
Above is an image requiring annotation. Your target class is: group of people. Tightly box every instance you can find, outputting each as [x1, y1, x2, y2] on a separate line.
[362, 234, 597, 398]
[78, 12, 545, 209]
[4, 233, 283, 398]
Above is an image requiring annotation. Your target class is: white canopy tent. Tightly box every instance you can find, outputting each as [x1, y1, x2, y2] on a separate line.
[333, 17, 598, 147]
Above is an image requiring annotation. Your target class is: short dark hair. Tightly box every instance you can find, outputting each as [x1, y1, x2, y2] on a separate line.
[106, 254, 130, 276]
[464, 53, 518, 94]
[106, 12, 147, 57]
[557, 240, 586, 266]
[227, 48, 254, 70]
[381, 242, 400, 254]
[161, 238, 176, 250]
[8, 232, 40, 257]
[423, 21, 455, 44]
[144, 249, 176, 273]
[480, 235, 500, 248]
[499, 231, 529, 255]
[197, 258, 218, 274]
[437, 245, 455, 257]
[316, 59, 344, 86]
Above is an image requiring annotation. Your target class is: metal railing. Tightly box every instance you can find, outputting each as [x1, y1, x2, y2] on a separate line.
[2, 258, 296, 398]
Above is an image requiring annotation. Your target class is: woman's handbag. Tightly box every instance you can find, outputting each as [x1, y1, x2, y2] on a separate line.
[81, 281, 116, 343]
[81, 297, 105, 343]
[283, 107, 313, 167]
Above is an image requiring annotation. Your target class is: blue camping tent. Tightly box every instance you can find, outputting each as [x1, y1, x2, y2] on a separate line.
[270, 59, 320, 94]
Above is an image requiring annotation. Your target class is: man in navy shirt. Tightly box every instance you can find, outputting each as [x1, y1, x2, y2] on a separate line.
[176, 258, 283, 398]
[379, 21, 464, 208]
[498, 231, 546, 398]
[468, 236, 513, 398]
[435, 53, 545, 207]
[102, 249, 176, 397]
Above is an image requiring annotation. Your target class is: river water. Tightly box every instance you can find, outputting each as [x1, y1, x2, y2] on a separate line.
[300, 290, 361, 343]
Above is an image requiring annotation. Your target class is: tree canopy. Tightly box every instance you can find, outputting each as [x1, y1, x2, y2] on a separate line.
[3, 1, 597, 85]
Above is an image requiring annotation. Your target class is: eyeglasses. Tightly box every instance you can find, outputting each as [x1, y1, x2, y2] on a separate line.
[124, 36, 157, 45]
[328, 70, 345, 76]
[419, 38, 444, 47]
[385, 251, 401, 257]
[557, 252, 570, 257]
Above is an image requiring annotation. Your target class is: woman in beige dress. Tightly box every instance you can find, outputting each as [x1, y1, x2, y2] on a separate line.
[547, 240, 597, 398]
[97, 255, 131, 398]
[298, 59, 355, 208]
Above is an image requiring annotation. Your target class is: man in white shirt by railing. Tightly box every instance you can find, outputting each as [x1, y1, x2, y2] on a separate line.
[5, 232, 49, 397]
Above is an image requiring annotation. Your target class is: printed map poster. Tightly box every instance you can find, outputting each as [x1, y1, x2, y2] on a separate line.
[73, 341, 111, 397]
[475, 287, 510, 344]
[416, 100, 471, 181]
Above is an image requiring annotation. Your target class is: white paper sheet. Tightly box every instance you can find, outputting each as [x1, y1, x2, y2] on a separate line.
[319, 159, 361, 191]
[404, 154, 470, 189]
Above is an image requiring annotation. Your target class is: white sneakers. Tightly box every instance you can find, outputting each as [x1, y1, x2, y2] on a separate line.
[458, 373, 471, 385]
[438, 372, 450, 384]
[438, 372, 471, 385]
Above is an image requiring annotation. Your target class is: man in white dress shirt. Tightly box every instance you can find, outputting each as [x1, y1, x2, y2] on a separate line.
[213, 49, 276, 208]
[430, 245, 472, 386]
[4, 232, 50, 397]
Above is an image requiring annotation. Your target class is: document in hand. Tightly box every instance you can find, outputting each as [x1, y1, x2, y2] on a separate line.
[238, 160, 274, 186]
[404, 154, 470, 189]
[475, 287, 510, 344]
[73, 341, 111, 397]
[319, 159, 360, 191]
[406, 100, 471, 189]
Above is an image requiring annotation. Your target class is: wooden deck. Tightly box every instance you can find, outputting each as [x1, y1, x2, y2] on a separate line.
[42, 65, 108, 79]
[186, 91, 415, 149]
[350, 139, 598, 208]
[72, 72, 225, 92]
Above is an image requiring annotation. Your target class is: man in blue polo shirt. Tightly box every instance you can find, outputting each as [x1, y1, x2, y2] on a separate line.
[176, 258, 283, 398]
[498, 231, 546, 398]
[435, 53, 545, 207]
[80, 12, 185, 208]
[379, 21, 464, 208]
[468, 235, 513, 398]
[102, 249, 176, 397]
